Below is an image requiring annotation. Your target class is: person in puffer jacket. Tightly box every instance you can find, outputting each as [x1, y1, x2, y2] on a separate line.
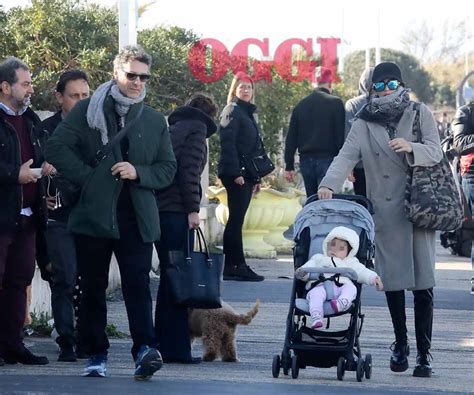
[295, 226, 383, 329]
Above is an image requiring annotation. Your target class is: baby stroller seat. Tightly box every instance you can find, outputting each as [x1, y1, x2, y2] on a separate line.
[272, 194, 376, 382]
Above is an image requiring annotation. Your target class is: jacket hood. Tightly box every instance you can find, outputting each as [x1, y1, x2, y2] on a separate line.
[358, 67, 374, 95]
[168, 106, 217, 137]
[323, 226, 359, 259]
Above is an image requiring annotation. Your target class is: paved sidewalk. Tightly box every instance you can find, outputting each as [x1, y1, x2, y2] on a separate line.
[1, 241, 472, 394]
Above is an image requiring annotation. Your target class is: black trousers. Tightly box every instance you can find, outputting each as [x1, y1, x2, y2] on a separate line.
[75, 219, 154, 359]
[385, 288, 434, 354]
[221, 177, 254, 267]
[46, 221, 77, 348]
[154, 211, 194, 361]
[353, 168, 366, 197]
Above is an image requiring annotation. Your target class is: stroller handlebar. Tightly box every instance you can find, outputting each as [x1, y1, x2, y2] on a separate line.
[305, 194, 374, 214]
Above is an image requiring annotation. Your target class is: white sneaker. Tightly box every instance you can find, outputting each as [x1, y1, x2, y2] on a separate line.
[82, 355, 107, 377]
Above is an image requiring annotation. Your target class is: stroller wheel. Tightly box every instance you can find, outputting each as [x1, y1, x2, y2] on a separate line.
[272, 355, 281, 378]
[291, 355, 299, 379]
[336, 357, 346, 381]
[364, 354, 372, 379]
[356, 358, 365, 382]
[282, 351, 290, 375]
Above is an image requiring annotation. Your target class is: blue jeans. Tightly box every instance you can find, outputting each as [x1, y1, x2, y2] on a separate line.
[299, 155, 333, 198]
[462, 177, 474, 274]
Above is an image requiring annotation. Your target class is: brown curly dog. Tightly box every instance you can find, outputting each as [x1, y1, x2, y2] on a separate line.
[188, 299, 260, 362]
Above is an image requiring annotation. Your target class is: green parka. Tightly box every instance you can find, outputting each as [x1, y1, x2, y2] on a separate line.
[45, 96, 176, 242]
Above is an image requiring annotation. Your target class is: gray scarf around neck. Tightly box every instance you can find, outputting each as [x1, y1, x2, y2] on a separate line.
[87, 80, 146, 144]
[357, 88, 411, 125]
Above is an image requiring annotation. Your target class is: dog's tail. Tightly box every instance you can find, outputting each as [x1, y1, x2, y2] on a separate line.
[223, 299, 260, 325]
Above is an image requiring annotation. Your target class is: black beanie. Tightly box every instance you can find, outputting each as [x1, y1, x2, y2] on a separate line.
[372, 62, 403, 83]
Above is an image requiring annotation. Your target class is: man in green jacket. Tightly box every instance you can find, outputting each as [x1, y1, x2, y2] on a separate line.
[46, 46, 176, 380]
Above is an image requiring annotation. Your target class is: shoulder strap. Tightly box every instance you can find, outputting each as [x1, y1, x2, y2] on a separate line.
[412, 102, 422, 143]
[92, 104, 144, 167]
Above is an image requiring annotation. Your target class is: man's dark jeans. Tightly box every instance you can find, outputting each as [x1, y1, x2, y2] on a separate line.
[46, 221, 77, 348]
[299, 155, 333, 198]
[0, 216, 36, 354]
[75, 219, 154, 359]
[462, 176, 474, 275]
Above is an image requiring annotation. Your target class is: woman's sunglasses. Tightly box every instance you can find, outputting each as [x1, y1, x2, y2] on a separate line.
[372, 79, 401, 92]
[123, 70, 151, 82]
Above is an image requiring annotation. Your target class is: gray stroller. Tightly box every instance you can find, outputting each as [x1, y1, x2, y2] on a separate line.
[272, 194, 376, 381]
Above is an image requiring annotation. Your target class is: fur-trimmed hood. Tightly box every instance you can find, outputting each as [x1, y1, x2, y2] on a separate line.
[322, 226, 359, 259]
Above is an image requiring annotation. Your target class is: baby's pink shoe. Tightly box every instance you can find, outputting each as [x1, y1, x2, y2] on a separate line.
[330, 299, 339, 313]
[311, 321, 323, 329]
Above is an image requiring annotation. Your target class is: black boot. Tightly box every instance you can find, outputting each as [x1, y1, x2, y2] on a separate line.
[223, 264, 264, 282]
[390, 341, 410, 372]
[413, 288, 434, 378]
[4, 345, 49, 365]
[58, 344, 77, 362]
[413, 352, 432, 377]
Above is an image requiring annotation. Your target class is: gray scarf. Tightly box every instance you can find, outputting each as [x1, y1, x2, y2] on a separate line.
[87, 80, 146, 144]
[357, 88, 411, 125]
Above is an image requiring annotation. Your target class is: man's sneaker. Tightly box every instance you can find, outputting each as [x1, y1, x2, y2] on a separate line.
[223, 265, 264, 282]
[389, 341, 410, 372]
[134, 346, 163, 381]
[413, 352, 433, 377]
[4, 345, 49, 365]
[82, 354, 107, 377]
[58, 345, 77, 362]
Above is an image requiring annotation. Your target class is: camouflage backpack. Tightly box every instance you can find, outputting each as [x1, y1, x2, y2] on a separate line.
[404, 103, 464, 231]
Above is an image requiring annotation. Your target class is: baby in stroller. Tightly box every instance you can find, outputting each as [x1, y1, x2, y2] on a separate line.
[295, 226, 383, 329]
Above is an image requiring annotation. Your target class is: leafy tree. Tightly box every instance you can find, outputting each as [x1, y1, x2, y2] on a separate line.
[343, 48, 434, 103]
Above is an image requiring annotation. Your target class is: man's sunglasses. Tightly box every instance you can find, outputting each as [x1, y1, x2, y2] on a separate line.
[123, 70, 151, 82]
[372, 79, 401, 92]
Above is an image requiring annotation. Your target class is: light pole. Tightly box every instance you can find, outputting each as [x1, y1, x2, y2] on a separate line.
[118, 0, 138, 49]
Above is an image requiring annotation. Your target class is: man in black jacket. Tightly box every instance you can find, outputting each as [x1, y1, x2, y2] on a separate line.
[0, 57, 51, 366]
[36, 70, 90, 362]
[284, 68, 345, 197]
[452, 100, 474, 294]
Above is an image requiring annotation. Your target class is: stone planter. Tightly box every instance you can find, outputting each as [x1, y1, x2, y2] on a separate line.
[263, 188, 305, 253]
[208, 186, 289, 258]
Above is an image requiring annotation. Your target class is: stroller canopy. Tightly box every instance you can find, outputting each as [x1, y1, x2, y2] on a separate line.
[293, 199, 375, 259]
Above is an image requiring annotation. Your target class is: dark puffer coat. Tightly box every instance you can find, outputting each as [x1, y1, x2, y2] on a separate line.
[157, 106, 217, 213]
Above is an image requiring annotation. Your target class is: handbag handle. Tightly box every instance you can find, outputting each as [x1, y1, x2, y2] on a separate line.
[185, 227, 213, 263]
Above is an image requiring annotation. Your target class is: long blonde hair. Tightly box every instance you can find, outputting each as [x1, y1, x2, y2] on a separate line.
[226, 72, 255, 104]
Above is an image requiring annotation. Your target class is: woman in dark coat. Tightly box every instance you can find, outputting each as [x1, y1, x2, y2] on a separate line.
[154, 93, 217, 363]
[318, 62, 441, 378]
[218, 72, 265, 282]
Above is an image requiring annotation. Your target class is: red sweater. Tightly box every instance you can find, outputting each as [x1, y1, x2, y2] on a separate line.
[2, 113, 38, 208]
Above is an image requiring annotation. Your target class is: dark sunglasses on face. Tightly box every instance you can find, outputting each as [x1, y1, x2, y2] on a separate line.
[123, 70, 151, 82]
[373, 79, 401, 92]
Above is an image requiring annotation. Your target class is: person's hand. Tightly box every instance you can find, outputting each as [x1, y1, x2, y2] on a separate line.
[46, 196, 57, 211]
[234, 176, 245, 185]
[348, 171, 356, 183]
[111, 162, 137, 180]
[389, 138, 413, 153]
[284, 170, 295, 182]
[253, 183, 261, 194]
[41, 161, 56, 177]
[18, 159, 39, 184]
[318, 187, 333, 200]
[375, 276, 384, 291]
[295, 268, 309, 282]
[188, 212, 200, 229]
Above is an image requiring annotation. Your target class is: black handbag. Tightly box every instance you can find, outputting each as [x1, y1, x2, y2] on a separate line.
[166, 228, 223, 309]
[53, 105, 144, 206]
[405, 103, 463, 231]
[241, 136, 275, 179]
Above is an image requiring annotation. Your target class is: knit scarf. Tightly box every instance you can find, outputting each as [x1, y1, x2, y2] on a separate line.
[357, 88, 411, 124]
[87, 80, 146, 144]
